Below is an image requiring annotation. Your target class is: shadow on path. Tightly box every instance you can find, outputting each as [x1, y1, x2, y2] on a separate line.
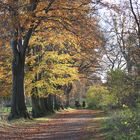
[0, 109, 106, 140]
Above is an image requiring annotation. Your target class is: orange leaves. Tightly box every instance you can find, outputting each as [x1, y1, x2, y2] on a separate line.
[0, 0, 96, 45]
[0, 0, 102, 98]
[36, 1, 48, 12]
[0, 47, 12, 97]
[0, 40, 3, 47]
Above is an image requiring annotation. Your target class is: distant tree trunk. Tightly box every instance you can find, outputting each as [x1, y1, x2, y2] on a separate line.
[45, 94, 54, 113]
[31, 95, 46, 118]
[64, 83, 72, 108]
[39, 97, 47, 113]
[66, 93, 70, 108]
[126, 59, 133, 73]
[54, 95, 61, 110]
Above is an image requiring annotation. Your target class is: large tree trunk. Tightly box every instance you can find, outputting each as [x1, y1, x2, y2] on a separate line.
[7, 0, 37, 120]
[8, 51, 29, 120]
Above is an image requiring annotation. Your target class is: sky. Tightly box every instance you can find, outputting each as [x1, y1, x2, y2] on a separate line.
[102, 0, 113, 2]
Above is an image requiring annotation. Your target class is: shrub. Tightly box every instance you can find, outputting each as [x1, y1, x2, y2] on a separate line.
[103, 108, 140, 140]
[107, 69, 138, 107]
[86, 85, 110, 109]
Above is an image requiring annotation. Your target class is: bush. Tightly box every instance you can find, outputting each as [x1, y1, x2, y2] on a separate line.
[103, 108, 140, 140]
[107, 69, 139, 107]
[86, 85, 111, 109]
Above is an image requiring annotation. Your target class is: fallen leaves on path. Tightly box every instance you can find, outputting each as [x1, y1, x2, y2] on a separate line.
[0, 109, 105, 140]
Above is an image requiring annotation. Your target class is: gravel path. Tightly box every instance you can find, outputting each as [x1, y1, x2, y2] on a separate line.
[0, 109, 105, 140]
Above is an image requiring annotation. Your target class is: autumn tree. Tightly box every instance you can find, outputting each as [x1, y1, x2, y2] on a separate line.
[26, 35, 79, 117]
[0, 46, 12, 98]
[98, 0, 140, 107]
[26, 16, 103, 115]
[0, 0, 101, 120]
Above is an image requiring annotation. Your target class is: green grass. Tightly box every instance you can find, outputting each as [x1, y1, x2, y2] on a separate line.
[0, 106, 77, 131]
[0, 107, 10, 113]
[0, 107, 73, 125]
[0, 106, 32, 114]
[0, 111, 55, 127]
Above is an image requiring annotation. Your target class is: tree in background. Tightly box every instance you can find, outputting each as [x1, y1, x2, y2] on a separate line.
[86, 84, 110, 109]
[0, 47, 12, 98]
[26, 38, 79, 117]
[107, 69, 138, 107]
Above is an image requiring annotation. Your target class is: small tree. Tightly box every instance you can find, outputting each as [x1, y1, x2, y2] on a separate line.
[86, 85, 109, 109]
[107, 69, 137, 107]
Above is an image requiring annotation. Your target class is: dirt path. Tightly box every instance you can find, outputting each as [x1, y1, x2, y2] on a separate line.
[0, 109, 106, 140]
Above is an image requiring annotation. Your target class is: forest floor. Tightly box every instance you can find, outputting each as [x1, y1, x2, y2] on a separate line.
[0, 109, 107, 140]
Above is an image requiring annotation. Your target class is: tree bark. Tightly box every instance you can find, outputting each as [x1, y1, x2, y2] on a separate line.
[64, 83, 72, 108]
[45, 94, 54, 113]
[8, 46, 30, 120]
[66, 93, 70, 108]
[31, 95, 46, 118]
[39, 97, 47, 114]
[54, 95, 60, 110]
[8, 0, 39, 120]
